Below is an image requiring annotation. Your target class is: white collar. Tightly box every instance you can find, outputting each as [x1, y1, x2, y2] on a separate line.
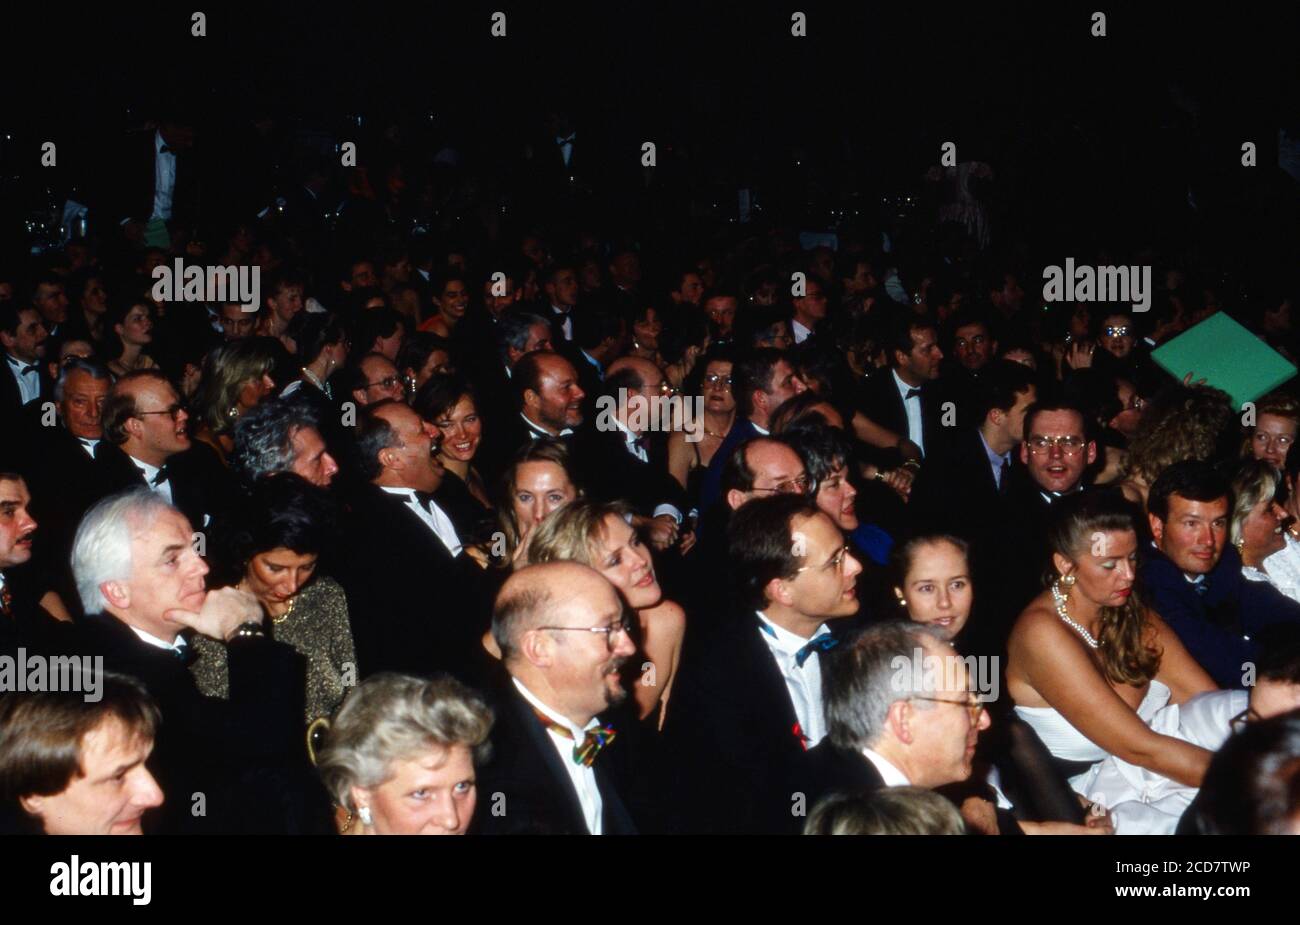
[155, 129, 173, 156]
[892, 368, 922, 397]
[512, 677, 597, 738]
[130, 624, 186, 652]
[521, 412, 572, 437]
[792, 318, 812, 339]
[751, 421, 770, 437]
[862, 747, 911, 786]
[755, 611, 829, 657]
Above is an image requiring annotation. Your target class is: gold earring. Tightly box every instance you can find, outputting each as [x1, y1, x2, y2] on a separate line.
[1061, 574, 1076, 588]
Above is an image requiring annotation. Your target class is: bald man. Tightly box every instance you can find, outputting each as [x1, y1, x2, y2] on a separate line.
[474, 562, 663, 835]
[575, 356, 689, 552]
[336, 400, 490, 680]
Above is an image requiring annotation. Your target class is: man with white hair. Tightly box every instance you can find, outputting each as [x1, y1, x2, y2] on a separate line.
[71, 488, 328, 833]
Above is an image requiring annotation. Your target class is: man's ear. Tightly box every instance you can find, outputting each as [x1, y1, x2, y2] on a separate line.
[765, 576, 794, 608]
[1086, 441, 1098, 466]
[378, 446, 401, 471]
[725, 489, 747, 512]
[887, 699, 914, 745]
[1019, 442, 1030, 465]
[351, 388, 366, 407]
[100, 580, 130, 610]
[520, 628, 553, 668]
[523, 388, 540, 412]
[1148, 513, 1165, 546]
[19, 793, 44, 817]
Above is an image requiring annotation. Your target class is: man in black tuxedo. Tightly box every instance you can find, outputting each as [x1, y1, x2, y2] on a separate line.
[1142, 461, 1300, 688]
[999, 400, 1098, 615]
[336, 401, 489, 682]
[698, 347, 807, 511]
[29, 275, 71, 342]
[936, 308, 999, 428]
[100, 117, 201, 250]
[908, 360, 1038, 652]
[469, 311, 555, 468]
[0, 305, 50, 457]
[21, 360, 112, 616]
[480, 350, 585, 484]
[803, 621, 1029, 835]
[570, 307, 626, 420]
[858, 313, 945, 464]
[579, 357, 687, 550]
[790, 277, 829, 345]
[539, 261, 580, 345]
[664, 495, 864, 834]
[91, 371, 212, 530]
[475, 561, 655, 834]
[70, 489, 324, 833]
[0, 474, 68, 656]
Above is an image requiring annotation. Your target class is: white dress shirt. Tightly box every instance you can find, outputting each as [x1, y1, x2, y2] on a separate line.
[862, 748, 912, 786]
[380, 486, 463, 556]
[5, 353, 41, 405]
[892, 369, 926, 456]
[512, 677, 603, 834]
[521, 412, 573, 438]
[130, 625, 189, 659]
[77, 437, 100, 459]
[151, 129, 177, 222]
[556, 133, 576, 167]
[755, 611, 829, 748]
[130, 456, 174, 505]
[551, 305, 574, 342]
[791, 318, 813, 344]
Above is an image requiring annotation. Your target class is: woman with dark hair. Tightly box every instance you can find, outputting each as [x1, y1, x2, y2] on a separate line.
[667, 349, 735, 500]
[191, 473, 356, 729]
[399, 332, 454, 396]
[624, 303, 664, 365]
[189, 337, 281, 465]
[659, 310, 710, 392]
[1006, 491, 1219, 816]
[414, 375, 493, 523]
[64, 268, 110, 343]
[102, 299, 159, 377]
[283, 313, 349, 401]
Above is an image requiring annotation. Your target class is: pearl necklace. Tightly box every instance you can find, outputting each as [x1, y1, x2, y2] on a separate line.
[1051, 580, 1100, 649]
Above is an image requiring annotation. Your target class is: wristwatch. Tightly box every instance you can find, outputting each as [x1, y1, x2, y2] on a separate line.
[228, 621, 266, 642]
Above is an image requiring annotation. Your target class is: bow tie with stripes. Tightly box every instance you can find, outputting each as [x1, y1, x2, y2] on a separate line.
[534, 711, 617, 766]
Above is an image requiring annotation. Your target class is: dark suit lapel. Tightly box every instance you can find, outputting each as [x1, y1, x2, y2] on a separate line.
[737, 613, 802, 749]
[507, 690, 592, 834]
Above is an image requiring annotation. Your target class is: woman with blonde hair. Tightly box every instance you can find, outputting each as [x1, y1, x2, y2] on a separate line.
[315, 673, 493, 835]
[526, 499, 686, 727]
[1231, 460, 1300, 602]
[189, 338, 281, 465]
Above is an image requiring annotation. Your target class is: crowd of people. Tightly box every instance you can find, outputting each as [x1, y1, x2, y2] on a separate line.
[2, 111, 1300, 837]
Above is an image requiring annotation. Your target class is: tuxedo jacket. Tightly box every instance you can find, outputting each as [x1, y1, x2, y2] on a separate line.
[571, 425, 688, 519]
[88, 443, 214, 531]
[73, 613, 329, 834]
[0, 360, 51, 467]
[472, 677, 649, 835]
[857, 370, 944, 460]
[335, 482, 492, 684]
[478, 412, 579, 490]
[99, 130, 202, 228]
[661, 609, 829, 834]
[1139, 544, 1300, 689]
[0, 567, 73, 659]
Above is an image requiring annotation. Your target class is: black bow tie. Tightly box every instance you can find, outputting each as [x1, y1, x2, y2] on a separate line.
[413, 490, 438, 511]
[905, 387, 923, 400]
[6, 356, 38, 375]
[160, 144, 174, 154]
[150, 465, 170, 486]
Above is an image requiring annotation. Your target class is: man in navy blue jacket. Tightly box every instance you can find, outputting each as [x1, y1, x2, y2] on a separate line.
[1141, 460, 1300, 688]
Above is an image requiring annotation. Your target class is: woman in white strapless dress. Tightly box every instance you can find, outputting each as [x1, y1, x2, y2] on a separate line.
[1006, 492, 1221, 832]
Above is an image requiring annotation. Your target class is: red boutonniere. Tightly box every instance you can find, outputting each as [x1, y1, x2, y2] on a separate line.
[792, 722, 810, 751]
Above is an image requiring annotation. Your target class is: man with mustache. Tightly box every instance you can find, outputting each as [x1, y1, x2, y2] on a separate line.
[0, 473, 66, 656]
[475, 561, 655, 834]
[1142, 460, 1300, 688]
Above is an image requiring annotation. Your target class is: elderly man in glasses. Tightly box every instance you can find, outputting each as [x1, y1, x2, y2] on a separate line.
[664, 495, 863, 834]
[90, 370, 213, 530]
[475, 561, 659, 835]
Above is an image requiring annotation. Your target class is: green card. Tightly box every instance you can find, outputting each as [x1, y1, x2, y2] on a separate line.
[1150, 312, 1297, 410]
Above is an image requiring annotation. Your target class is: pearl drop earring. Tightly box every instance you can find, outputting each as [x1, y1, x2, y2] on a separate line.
[358, 806, 372, 826]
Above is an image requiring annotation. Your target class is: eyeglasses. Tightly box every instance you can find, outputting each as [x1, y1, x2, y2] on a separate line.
[752, 473, 812, 495]
[1103, 326, 1132, 337]
[704, 374, 732, 388]
[535, 615, 634, 651]
[135, 403, 185, 420]
[795, 544, 854, 575]
[1027, 435, 1087, 455]
[367, 375, 402, 391]
[649, 381, 677, 396]
[1229, 706, 1261, 735]
[909, 693, 985, 725]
